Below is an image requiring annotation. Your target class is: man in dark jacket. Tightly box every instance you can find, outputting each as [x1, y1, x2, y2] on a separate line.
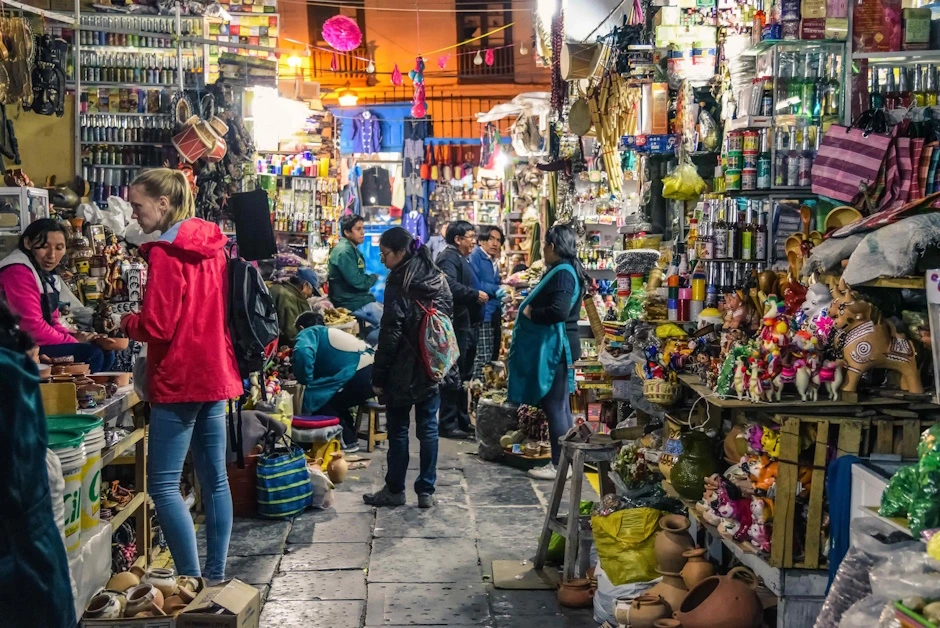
[435, 220, 488, 438]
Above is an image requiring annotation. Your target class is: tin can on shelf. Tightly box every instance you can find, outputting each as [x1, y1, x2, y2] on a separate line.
[725, 152, 742, 170]
[743, 130, 760, 152]
[742, 168, 757, 190]
[725, 168, 742, 190]
[742, 152, 758, 169]
[728, 131, 744, 152]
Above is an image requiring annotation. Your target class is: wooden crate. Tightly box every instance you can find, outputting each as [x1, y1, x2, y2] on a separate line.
[771, 415, 870, 569]
[868, 409, 933, 458]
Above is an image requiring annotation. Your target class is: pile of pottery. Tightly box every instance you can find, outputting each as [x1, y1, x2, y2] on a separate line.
[83, 566, 205, 620]
[612, 514, 762, 628]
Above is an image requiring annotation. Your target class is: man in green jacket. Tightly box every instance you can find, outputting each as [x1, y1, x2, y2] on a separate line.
[268, 267, 318, 345]
[328, 214, 382, 343]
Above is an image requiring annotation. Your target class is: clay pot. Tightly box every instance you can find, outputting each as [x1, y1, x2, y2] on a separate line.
[670, 431, 718, 501]
[84, 592, 124, 619]
[680, 549, 715, 590]
[654, 620, 682, 628]
[674, 568, 762, 628]
[327, 451, 349, 483]
[557, 578, 595, 608]
[628, 594, 673, 628]
[647, 569, 687, 611]
[129, 565, 146, 579]
[177, 575, 205, 594]
[655, 515, 694, 572]
[142, 567, 178, 598]
[106, 571, 140, 592]
[614, 596, 632, 624]
[163, 595, 188, 615]
[723, 425, 746, 465]
[178, 585, 196, 603]
[125, 583, 165, 617]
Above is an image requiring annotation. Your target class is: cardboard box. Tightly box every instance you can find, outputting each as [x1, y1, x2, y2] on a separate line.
[82, 615, 173, 628]
[177, 579, 260, 628]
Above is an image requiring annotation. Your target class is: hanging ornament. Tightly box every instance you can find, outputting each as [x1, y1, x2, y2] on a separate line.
[391, 63, 403, 86]
[519, 41, 529, 55]
[437, 54, 451, 70]
[322, 15, 362, 52]
[366, 58, 375, 74]
[473, 50, 484, 66]
[330, 53, 339, 72]
[485, 48, 494, 66]
[409, 56, 427, 118]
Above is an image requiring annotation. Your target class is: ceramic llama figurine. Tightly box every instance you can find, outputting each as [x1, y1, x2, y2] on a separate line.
[733, 357, 748, 400]
[748, 360, 765, 403]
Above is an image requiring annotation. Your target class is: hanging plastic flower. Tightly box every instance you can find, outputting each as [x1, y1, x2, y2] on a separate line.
[410, 56, 427, 118]
[391, 63, 403, 86]
[437, 54, 451, 69]
[485, 48, 495, 66]
[330, 53, 339, 72]
[322, 15, 362, 52]
[473, 50, 483, 66]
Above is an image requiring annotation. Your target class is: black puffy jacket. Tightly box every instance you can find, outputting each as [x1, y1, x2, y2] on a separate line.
[372, 251, 453, 407]
[436, 244, 481, 331]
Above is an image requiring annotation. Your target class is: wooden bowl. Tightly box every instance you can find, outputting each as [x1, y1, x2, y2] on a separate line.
[90, 372, 132, 387]
[64, 363, 90, 375]
[96, 337, 129, 351]
[824, 206, 863, 232]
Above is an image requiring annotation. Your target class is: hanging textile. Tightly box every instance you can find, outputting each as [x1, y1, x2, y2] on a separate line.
[351, 111, 381, 153]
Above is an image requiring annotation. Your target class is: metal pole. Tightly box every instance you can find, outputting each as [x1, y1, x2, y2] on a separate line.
[74, 0, 81, 178]
[176, 2, 184, 92]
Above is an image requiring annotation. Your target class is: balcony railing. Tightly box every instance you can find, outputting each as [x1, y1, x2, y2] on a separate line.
[310, 46, 370, 82]
[457, 46, 514, 82]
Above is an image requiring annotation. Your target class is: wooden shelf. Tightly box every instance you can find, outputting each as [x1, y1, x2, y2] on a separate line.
[817, 273, 925, 290]
[109, 491, 146, 532]
[81, 389, 140, 421]
[101, 428, 144, 466]
[860, 505, 914, 536]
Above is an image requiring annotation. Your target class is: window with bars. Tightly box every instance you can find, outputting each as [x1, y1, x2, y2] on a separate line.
[456, 0, 514, 82]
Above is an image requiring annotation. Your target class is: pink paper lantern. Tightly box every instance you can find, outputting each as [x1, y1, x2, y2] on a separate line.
[322, 15, 362, 52]
[437, 54, 451, 69]
[485, 48, 495, 66]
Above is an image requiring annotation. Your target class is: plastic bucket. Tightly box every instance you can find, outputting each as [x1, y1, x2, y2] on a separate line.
[48, 416, 105, 536]
[47, 429, 86, 558]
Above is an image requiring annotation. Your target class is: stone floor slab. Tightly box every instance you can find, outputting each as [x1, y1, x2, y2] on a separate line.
[331, 489, 376, 513]
[225, 554, 281, 585]
[474, 506, 546, 540]
[494, 611, 594, 628]
[259, 600, 365, 627]
[365, 583, 490, 626]
[286, 511, 373, 544]
[198, 518, 289, 557]
[268, 570, 367, 601]
[467, 478, 541, 507]
[374, 504, 473, 538]
[476, 539, 540, 579]
[488, 588, 563, 616]
[279, 542, 370, 571]
[368, 537, 481, 583]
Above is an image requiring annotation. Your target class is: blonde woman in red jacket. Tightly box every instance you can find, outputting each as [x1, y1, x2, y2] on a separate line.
[121, 168, 242, 583]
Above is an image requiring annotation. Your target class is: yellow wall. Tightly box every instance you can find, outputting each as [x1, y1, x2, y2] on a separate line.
[9, 96, 76, 186]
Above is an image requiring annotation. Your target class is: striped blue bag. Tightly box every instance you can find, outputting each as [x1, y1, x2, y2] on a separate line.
[256, 438, 313, 519]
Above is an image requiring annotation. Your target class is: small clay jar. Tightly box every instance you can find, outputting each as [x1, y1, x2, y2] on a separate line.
[556, 578, 595, 608]
[647, 569, 688, 611]
[162, 595, 188, 615]
[124, 584, 164, 617]
[327, 451, 349, 483]
[629, 594, 673, 628]
[142, 567, 178, 598]
[680, 549, 715, 590]
[655, 514, 694, 572]
[84, 592, 123, 619]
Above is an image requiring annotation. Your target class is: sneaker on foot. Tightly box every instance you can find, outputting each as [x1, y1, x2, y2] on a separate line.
[363, 485, 405, 506]
[527, 464, 571, 481]
[417, 493, 434, 509]
[440, 428, 470, 439]
[342, 441, 360, 454]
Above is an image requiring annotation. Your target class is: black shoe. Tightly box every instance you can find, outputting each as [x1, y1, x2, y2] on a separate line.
[440, 428, 470, 439]
[418, 493, 434, 509]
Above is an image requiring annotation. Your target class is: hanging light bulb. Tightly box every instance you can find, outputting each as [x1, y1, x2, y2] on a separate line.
[366, 58, 375, 74]
[519, 41, 529, 56]
[473, 50, 484, 66]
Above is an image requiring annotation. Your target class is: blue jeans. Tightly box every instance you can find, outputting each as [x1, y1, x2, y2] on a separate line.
[39, 342, 114, 373]
[543, 360, 573, 466]
[385, 394, 440, 495]
[353, 302, 383, 345]
[149, 401, 232, 581]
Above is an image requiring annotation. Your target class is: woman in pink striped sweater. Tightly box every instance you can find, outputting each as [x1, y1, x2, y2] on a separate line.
[0, 219, 112, 371]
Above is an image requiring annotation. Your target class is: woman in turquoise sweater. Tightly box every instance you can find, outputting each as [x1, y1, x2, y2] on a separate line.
[293, 311, 374, 453]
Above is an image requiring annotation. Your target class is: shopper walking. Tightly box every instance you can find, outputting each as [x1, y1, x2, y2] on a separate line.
[268, 267, 318, 345]
[328, 214, 382, 343]
[121, 168, 241, 583]
[0, 218, 114, 372]
[293, 310, 374, 453]
[436, 220, 487, 439]
[364, 227, 452, 508]
[0, 298, 75, 628]
[470, 225, 505, 380]
[507, 224, 586, 481]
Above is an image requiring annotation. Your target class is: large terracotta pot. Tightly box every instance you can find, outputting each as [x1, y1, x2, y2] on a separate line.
[647, 569, 687, 611]
[655, 514, 694, 572]
[557, 578, 595, 608]
[674, 568, 762, 628]
[628, 594, 673, 628]
[670, 431, 718, 500]
[680, 549, 715, 590]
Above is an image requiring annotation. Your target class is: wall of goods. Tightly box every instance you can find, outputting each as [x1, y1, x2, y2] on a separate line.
[528, 0, 940, 624]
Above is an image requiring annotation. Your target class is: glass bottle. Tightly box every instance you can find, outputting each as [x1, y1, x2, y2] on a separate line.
[787, 58, 802, 115]
[741, 202, 755, 261]
[787, 127, 800, 187]
[813, 53, 827, 118]
[726, 199, 741, 260]
[761, 78, 774, 116]
[799, 130, 814, 187]
[713, 204, 728, 259]
[885, 66, 898, 110]
[774, 129, 788, 187]
[914, 63, 927, 106]
[755, 209, 768, 262]
[827, 55, 842, 116]
[899, 66, 913, 108]
[927, 65, 938, 106]
[757, 129, 772, 190]
[801, 54, 816, 116]
[700, 212, 713, 260]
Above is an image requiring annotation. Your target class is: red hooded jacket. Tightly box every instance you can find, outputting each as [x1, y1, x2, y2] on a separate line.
[123, 218, 242, 404]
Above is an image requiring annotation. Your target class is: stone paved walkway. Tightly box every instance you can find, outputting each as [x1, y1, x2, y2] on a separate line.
[198, 436, 598, 627]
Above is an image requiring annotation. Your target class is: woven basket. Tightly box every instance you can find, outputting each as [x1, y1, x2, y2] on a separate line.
[644, 378, 680, 406]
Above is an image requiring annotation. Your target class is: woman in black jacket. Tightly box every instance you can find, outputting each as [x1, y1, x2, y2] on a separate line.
[365, 227, 453, 508]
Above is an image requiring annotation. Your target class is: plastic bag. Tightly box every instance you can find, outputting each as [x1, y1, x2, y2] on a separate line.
[102, 196, 130, 236]
[880, 464, 917, 517]
[662, 161, 706, 201]
[598, 348, 633, 377]
[307, 464, 335, 509]
[839, 596, 893, 628]
[77, 201, 102, 225]
[869, 552, 940, 601]
[592, 560, 658, 625]
[910, 425, 940, 535]
[591, 507, 661, 585]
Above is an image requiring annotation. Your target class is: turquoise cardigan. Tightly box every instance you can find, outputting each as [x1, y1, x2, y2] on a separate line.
[293, 326, 369, 413]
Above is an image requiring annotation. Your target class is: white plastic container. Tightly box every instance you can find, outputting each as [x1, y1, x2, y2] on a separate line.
[47, 416, 105, 538]
[47, 429, 86, 558]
